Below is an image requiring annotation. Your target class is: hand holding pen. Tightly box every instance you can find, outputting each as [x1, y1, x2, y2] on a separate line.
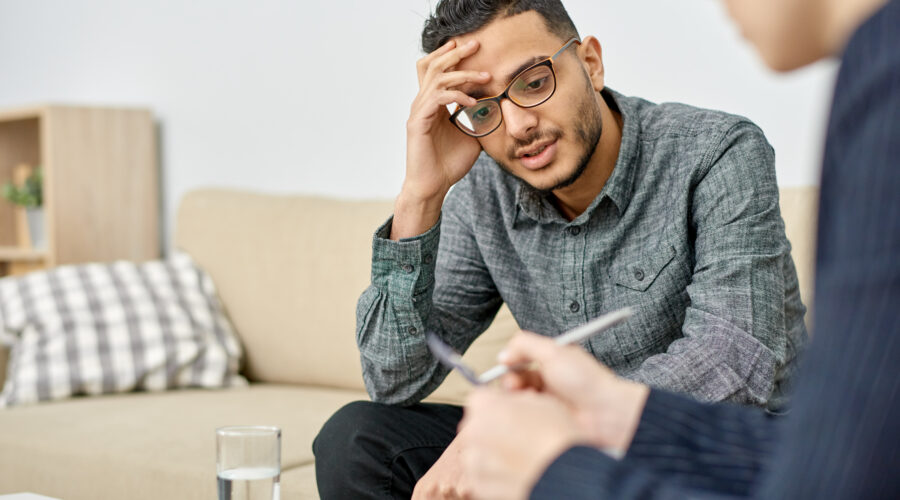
[426, 307, 633, 386]
[460, 316, 651, 458]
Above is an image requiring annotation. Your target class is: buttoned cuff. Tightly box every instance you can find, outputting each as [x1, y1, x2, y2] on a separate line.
[371, 215, 441, 298]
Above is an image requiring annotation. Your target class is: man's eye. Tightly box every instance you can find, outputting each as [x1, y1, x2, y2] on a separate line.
[523, 77, 549, 92]
[470, 105, 495, 123]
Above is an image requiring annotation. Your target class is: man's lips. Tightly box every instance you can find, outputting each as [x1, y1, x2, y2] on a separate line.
[517, 139, 558, 170]
[516, 138, 556, 158]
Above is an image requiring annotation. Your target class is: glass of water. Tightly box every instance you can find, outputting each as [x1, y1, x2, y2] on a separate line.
[216, 426, 281, 500]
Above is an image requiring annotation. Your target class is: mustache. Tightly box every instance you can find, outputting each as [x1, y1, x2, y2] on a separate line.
[507, 128, 563, 159]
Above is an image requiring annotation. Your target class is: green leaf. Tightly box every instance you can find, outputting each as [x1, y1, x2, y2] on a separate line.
[1, 167, 43, 207]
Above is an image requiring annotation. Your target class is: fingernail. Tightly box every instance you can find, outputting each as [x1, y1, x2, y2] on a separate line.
[497, 349, 509, 363]
[480, 72, 490, 77]
[467, 40, 477, 47]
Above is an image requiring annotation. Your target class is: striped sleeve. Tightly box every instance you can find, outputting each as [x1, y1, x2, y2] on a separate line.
[624, 390, 776, 495]
[531, 389, 774, 499]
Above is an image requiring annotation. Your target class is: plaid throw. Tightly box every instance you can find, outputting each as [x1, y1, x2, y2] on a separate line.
[0, 252, 246, 408]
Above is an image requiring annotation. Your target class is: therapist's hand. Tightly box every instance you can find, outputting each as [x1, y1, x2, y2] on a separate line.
[412, 434, 472, 500]
[459, 388, 588, 500]
[499, 331, 650, 453]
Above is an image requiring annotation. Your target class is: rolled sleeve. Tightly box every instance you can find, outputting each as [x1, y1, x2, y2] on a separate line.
[357, 185, 504, 405]
[627, 122, 806, 408]
[357, 216, 443, 405]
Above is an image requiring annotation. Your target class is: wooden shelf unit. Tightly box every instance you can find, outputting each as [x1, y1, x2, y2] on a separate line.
[0, 104, 159, 277]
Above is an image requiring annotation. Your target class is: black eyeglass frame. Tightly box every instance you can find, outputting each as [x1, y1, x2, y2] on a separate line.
[449, 37, 582, 138]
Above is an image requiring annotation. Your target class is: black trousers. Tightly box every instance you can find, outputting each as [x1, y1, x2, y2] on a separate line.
[313, 401, 464, 499]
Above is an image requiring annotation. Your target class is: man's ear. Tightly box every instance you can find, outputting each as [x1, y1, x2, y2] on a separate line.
[577, 36, 605, 91]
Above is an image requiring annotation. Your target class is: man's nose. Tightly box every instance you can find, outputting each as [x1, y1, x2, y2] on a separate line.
[500, 100, 538, 140]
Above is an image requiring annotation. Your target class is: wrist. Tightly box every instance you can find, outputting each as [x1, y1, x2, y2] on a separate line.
[583, 380, 649, 453]
[391, 189, 446, 240]
[613, 381, 650, 451]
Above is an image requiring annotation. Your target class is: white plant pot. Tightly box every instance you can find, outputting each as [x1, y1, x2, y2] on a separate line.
[25, 207, 45, 250]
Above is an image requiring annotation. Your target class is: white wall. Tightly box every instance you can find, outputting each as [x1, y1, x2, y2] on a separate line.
[0, 0, 837, 249]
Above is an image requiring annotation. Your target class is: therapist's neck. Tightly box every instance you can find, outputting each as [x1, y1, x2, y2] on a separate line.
[823, 0, 889, 54]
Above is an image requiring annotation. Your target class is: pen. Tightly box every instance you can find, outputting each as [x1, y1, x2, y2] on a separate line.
[476, 306, 633, 384]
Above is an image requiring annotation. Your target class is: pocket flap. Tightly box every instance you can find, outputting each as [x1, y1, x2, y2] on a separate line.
[612, 241, 677, 292]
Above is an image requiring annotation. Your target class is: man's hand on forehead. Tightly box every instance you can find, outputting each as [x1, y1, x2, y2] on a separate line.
[432, 41, 492, 100]
[397, 36, 491, 237]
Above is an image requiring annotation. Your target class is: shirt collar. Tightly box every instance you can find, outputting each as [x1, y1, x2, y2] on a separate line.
[515, 87, 640, 224]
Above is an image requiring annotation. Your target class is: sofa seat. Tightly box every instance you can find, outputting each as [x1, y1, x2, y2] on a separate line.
[0, 384, 366, 499]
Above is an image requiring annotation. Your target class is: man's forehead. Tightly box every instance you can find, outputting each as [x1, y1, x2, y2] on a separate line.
[450, 12, 561, 73]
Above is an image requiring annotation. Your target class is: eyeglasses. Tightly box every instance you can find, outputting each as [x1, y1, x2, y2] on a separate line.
[449, 37, 581, 138]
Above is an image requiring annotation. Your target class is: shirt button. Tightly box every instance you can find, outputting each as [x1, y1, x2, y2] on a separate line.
[401, 263, 414, 273]
[569, 300, 580, 313]
[423, 254, 434, 264]
[568, 226, 581, 236]
[633, 268, 645, 281]
[407, 326, 419, 335]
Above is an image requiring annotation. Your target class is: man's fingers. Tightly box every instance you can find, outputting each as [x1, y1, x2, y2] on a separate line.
[417, 39, 457, 83]
[433, 90, 478, 109]
[436, 70, 491, 92]
[425, 39, 480, 81]
[408, 89, 476, 134]
[414, 40, 484, 119]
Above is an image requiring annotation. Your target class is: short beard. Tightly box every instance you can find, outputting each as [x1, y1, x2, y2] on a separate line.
[539, 94, 603, 194]
[490, 77, 604, 197]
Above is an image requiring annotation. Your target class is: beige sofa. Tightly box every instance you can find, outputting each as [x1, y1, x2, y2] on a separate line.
[0, 187, 818, 499]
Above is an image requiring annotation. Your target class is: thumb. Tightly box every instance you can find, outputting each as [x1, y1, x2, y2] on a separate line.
[497, 330, 562, 367]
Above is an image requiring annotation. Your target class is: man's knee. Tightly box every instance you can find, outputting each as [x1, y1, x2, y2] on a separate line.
[314, 400, 463, 457]
[313, 400, 401, 498]
[314, 401, 463, 498]
[314, 400, 382, 459]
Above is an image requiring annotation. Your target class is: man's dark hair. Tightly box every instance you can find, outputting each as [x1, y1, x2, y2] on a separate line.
[421, 0, 579, 53]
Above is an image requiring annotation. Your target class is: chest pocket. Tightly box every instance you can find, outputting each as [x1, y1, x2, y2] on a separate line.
[611, 239, 677, 292]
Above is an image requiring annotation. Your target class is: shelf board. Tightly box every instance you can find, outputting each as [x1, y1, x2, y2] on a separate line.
[0, 246, 47, 262]
[0, 105, 44, 122]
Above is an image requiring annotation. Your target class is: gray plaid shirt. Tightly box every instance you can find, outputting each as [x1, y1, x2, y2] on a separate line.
[357, 89, 807, 410]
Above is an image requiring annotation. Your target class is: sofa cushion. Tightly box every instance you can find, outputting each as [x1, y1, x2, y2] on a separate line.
[0, 253, 246, 407]
[0, 384, 368, 499]
[175, 190, 397, 390]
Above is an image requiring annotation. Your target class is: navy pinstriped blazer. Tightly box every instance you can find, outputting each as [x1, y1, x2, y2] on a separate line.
[531, 1, 900, 498]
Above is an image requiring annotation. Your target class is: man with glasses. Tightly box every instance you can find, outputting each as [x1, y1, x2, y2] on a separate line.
[314, 1, 806, 498]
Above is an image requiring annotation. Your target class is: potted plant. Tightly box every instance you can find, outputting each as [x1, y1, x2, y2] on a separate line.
[2, 167, 45, 249]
